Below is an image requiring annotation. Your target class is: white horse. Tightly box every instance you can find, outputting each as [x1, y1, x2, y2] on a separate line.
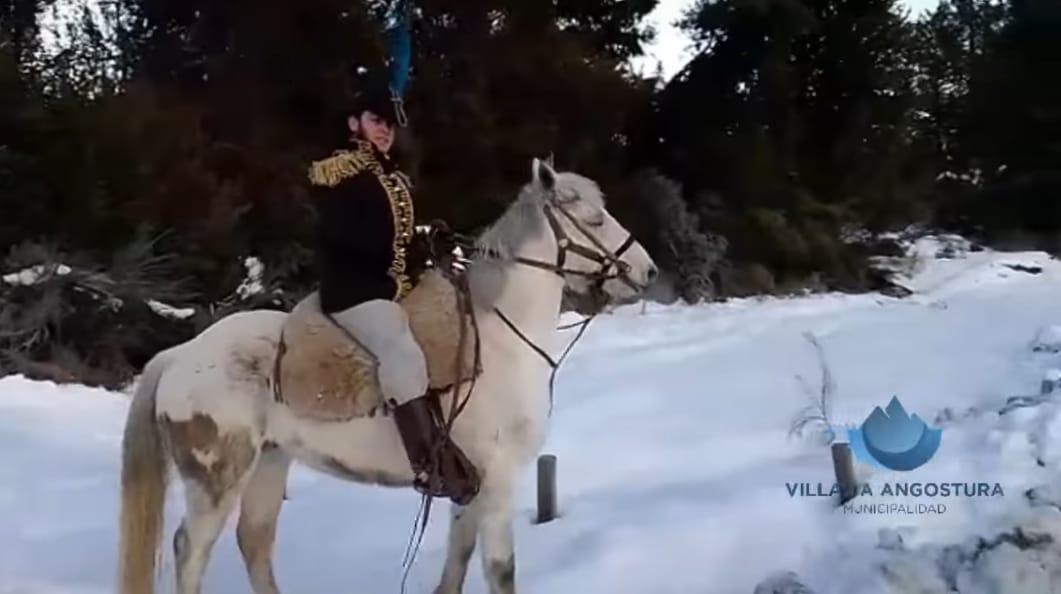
[117, 158, 657, 594]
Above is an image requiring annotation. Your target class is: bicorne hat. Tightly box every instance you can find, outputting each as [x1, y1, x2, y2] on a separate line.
[349, 77, 407, 127]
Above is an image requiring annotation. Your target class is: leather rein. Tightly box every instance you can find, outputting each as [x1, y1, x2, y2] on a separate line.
[466, 197, 642, 413]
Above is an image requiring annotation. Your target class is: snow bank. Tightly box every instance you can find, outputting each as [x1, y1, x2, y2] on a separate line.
[870, 232, 1056, 298]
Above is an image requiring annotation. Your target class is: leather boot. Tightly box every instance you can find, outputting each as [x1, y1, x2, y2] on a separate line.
[392, 395, 481, 504]
[392, 396, 444, 494]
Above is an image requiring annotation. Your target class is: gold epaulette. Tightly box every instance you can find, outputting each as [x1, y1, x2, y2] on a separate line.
[307, 143, 383, 187]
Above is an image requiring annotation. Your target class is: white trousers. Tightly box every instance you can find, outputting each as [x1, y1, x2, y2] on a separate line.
[330, 299, 429, 407]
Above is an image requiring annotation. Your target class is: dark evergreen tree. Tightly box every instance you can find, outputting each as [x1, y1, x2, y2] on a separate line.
[632, 0, 921, 290]
[961, 0, 1061, 240]
[909, 0, 1006, 178]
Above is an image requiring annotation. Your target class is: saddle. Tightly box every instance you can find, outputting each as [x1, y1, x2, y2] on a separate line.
[273, 270, 480, 422]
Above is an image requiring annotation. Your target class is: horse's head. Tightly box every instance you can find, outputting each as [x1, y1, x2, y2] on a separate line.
[521, 157, 657, 302]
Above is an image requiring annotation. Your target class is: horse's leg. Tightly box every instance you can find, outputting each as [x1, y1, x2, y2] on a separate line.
[163, 414, 261, 594]
[434, 502, 480, 594]
[476, 473, 518, 594]
[237, 443, 292, 594]
[173, 479, 248, 594]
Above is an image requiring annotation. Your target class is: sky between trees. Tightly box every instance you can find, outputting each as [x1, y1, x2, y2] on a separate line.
[639, 0, 943, 78]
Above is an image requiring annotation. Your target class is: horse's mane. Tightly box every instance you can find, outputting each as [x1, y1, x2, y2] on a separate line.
[466, 171, 604, 307]
[465, 188, 541, 307]
[474, 193, 544, 262]
[474, 172, 604, 260]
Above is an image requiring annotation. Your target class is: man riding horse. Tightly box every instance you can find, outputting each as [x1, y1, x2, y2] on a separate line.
[306, 80, 479, 505]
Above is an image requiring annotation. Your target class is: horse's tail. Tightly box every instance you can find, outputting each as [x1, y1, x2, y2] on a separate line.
[118, 350, 172, 594]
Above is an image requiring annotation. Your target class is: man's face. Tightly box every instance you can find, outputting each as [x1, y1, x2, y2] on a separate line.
[348, 110, 394, 154]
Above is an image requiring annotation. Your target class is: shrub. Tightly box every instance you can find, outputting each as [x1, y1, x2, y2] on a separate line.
[616, 170, 728, 303]
[0, 235, 199, 388]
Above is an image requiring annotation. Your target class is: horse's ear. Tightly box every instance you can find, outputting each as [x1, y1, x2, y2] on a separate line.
[544, 152, 555, 167]
[532, 157, 556, 191]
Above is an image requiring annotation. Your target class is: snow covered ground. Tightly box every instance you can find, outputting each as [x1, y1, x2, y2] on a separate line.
[3, 235, 1061, 594]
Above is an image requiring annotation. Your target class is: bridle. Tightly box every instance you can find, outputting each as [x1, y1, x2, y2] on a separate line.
[510, 198, 642, 293]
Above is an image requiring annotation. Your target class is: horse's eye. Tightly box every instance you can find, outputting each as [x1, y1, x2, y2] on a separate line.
[557, 189, 578, 203]
[586, 215, 605, 227]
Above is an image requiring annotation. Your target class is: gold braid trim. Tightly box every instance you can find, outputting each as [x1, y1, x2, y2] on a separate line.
[382, 171, 415, 298]
[307, 141, 384, 187]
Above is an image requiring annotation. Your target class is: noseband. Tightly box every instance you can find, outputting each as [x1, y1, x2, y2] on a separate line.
[509, 199, 642, 293]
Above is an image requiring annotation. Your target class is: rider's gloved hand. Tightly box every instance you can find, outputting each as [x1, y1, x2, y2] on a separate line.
[425, 219, 470, 274]
[405, 227, 433, 277]
[427, 219, 458, 256]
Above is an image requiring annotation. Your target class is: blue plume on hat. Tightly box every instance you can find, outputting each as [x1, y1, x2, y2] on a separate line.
[386, 1, 412, 97]
[380, 0, 412, 126]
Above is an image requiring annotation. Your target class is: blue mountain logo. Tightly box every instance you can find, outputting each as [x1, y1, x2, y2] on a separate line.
[848, 396, 942, 471]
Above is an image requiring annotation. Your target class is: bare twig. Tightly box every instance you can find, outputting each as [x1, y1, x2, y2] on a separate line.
[789, 332, 838, 443]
